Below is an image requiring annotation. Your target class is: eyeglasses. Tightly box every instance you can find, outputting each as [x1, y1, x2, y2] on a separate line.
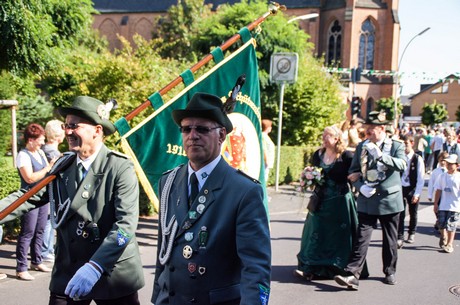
[179, 125, 221, 134]
[61, 123, 82, 130]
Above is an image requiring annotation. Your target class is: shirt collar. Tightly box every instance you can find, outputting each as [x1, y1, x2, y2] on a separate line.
[188, 155, 221, 189]
[77, 143, 103, 172]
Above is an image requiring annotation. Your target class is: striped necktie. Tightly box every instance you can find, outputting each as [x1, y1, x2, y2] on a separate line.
[77, 163, 86, 185]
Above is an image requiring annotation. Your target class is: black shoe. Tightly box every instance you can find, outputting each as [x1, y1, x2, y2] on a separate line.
[383, 274, 397, 285]
[334, 275, 359, 290]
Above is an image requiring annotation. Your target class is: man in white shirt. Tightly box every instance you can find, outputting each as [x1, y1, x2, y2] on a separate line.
[397, 135, 425, 248]
[431, 128, 445, 169]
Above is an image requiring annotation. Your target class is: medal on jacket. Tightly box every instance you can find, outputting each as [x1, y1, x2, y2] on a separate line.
[198, 226, 208, 249]
[183, 245, 193, 259]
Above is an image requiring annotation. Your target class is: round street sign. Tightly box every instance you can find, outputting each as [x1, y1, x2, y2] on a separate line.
[270, 53, 299, 84]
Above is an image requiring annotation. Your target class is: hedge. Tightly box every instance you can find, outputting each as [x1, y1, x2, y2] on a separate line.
[266, 145, 318, 186]
[0, 157, 21, 240]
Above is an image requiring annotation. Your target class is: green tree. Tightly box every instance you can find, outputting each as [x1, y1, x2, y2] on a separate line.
[168, 0, 344, 145]
[375, 97, 402, 121]
[152, 0, 213, 61]
[421, 100, 448, 126]
[0, 0, 96, 74]
[455, 105, 460, 122]
[41, 35, 189, 148]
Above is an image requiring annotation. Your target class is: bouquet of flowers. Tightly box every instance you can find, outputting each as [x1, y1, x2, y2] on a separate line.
[298, 166, 324, 193]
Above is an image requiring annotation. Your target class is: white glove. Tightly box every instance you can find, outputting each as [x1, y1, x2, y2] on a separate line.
[364, 142, 383, 159]
[360, 185, 377, 198]
[65, 262, 102, 299]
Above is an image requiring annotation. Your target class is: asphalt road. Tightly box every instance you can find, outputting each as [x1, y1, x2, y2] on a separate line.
[0, 182, 459, 305]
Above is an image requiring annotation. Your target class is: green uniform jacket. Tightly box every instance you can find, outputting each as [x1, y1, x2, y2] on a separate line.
[349, 137, 407, 215]
[152, 158, 271, 305]
[0, 145, 144, 300]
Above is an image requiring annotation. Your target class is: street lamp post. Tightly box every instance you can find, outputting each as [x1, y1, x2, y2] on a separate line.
[394, 27, 430, 128]
[287, 13, 319, 24]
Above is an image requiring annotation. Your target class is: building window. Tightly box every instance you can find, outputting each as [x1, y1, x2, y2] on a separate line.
[431, 83, 449, 94]
[358, 19, 375, 70]
[327, 20, 342, 66]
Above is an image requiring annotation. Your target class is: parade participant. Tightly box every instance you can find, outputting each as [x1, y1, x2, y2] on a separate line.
[397, 135, 425, 247]
[152, 92, 271, 305]
[0, 96, 144, 304]
[433, 154, 460, 253]
[334, 111, 406, 290]
[295, 126, 366, 281]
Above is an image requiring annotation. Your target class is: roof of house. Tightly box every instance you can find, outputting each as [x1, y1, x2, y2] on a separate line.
[92, 0, 322, 13]
[408, 74, 457, 100]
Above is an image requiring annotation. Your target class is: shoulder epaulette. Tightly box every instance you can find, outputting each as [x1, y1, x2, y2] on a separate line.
[162, 164, 184, 176]
[109, 150, 130, 159]
[237, 169, 261, 184]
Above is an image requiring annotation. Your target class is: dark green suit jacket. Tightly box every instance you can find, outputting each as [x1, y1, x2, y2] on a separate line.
[0, 145, 144, 299]
[349, 137, 407, 215]
[153, 158, 271, 305]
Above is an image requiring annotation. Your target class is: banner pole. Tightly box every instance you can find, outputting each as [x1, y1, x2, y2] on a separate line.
[124, 3, 285, 121]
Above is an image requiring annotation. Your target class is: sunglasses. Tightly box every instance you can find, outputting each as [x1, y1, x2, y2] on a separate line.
[179, 125, 221, 134]
[61, 123, 82, 130]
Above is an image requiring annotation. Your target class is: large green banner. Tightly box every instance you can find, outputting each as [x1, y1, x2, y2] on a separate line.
[116, 39, 265, 211]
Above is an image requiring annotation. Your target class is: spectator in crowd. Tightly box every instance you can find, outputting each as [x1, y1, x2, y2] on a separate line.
[397, 135, 425, 248]
[414, 128, 428, 159]
[152, 92, 271, 305]
[424, 129, 434, 173]
[295, 126, 367, 281]
[433, 154, 460, 253]
[0, 96, 144, 303]
[347, 119, 362, 151]
[41, 119, 65, 262]
[428, 151, 449, 231]
[442, 128, 460, 160]
[431, 128, 445, 169]
[334, 111, 406, 290]
[262, 119, 275, 184]
[15, 123, 55, 281]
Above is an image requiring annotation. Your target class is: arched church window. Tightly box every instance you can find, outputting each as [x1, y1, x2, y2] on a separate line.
[358, 19, 375, 70]
[327, 20, 342, 66]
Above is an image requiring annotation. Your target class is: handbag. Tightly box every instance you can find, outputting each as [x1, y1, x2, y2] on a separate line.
[307, 189, 322, 212]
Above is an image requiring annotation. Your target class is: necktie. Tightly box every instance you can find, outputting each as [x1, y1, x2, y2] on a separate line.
[189, 173, 199, 206]
[77, 163, 86, 185]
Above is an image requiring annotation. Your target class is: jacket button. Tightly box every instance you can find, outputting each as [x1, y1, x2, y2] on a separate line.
[169, 266, 175, 272]
[189, 298, 197, 303]
[169, 291, 175, 296]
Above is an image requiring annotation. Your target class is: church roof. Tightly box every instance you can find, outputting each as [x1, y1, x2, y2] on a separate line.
[92, 0, 321, 13]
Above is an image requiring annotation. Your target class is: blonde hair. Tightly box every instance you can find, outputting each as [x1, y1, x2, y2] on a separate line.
[45, 119, 64, 141]
[322, 125, 346, 155]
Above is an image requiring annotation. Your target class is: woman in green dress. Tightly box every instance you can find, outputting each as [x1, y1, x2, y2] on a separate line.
[295, 125, 366, 280]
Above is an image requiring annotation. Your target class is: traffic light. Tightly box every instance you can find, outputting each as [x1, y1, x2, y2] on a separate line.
[351, 96, 361, 117]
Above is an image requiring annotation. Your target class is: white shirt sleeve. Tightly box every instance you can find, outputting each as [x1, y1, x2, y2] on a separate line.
[16, 150, 32, 169]
[414, 155, 425, 197]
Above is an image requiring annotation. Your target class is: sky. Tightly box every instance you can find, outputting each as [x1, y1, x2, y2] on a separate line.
[398, 0, 460, 96]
